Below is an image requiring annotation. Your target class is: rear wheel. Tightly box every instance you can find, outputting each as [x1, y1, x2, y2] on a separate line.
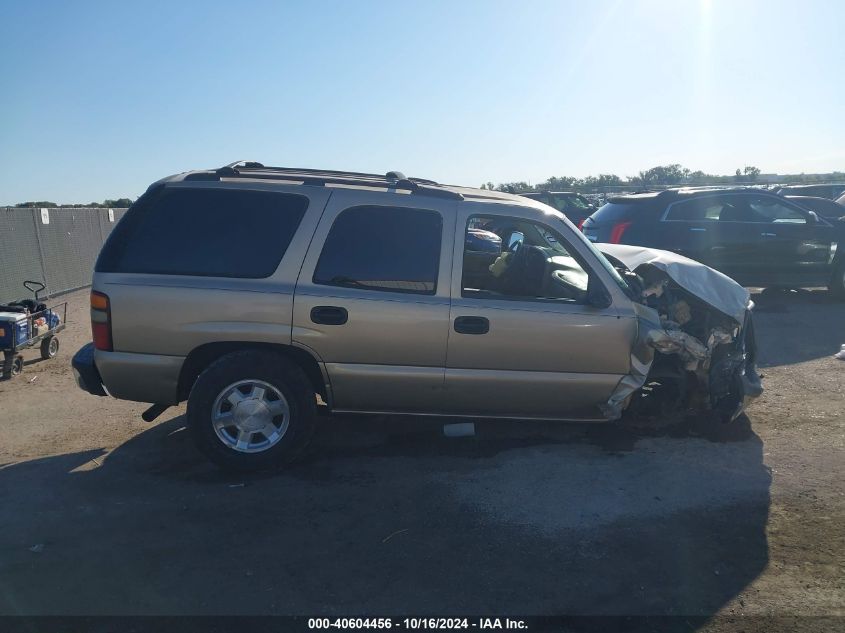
[187, 350, 316, 471]
[3, 354, 24, 379]
[40, 336, 59, 360]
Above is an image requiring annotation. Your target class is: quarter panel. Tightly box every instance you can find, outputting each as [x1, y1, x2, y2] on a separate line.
[99, 278, 297, 356]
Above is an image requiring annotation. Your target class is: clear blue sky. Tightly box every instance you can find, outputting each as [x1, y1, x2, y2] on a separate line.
[1, 0, 843, 204]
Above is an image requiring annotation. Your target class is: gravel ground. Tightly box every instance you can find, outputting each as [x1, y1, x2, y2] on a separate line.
[0, 287, 842, 630]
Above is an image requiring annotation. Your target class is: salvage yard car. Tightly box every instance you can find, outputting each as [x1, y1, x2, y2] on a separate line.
[72, 163, 762, 471]
[775, 183, 845, 200]
[519, 190, 597, 226]
[786, 195, 845, 221]
[581, 187, 845, 297]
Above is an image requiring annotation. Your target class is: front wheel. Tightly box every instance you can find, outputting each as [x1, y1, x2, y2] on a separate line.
[187, 351, 316, 471]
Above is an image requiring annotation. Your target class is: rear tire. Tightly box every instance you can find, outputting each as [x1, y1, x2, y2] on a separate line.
[40, 336, 59, 360]
[187, 350, 316, 472]
[828, 260, 845, 300]
[3, 354, 24, 379]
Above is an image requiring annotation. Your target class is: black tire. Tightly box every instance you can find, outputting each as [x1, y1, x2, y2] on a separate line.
[828, 259, 845, 300]
[40, 336, 59, 360]
[3, 355, 24, 379]
[187, 350, 316, 472]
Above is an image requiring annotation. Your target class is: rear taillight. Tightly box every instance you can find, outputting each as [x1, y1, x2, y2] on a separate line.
[609, 221, 632, 244]
[90, 291, 112, 351]
[577, 219, 586, 231]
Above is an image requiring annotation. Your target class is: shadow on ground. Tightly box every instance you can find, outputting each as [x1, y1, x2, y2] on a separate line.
[749, 288, 845, 367]
[0, 412, 770, 621]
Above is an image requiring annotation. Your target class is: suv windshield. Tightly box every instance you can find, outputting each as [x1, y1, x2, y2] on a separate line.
[555, 194, 591, 209]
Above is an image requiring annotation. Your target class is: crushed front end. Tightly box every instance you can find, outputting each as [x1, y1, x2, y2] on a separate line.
[598, 244, 763, 422]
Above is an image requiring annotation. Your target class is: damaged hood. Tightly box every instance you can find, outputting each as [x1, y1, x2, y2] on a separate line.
[599, 243, 750, 324]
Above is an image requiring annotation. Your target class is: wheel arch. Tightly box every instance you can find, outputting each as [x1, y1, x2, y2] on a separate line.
[177, 341, 329, 405]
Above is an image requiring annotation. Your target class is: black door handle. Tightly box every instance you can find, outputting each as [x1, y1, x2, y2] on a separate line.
[310, 306, 348, 325]
[454, 316, 489, 335]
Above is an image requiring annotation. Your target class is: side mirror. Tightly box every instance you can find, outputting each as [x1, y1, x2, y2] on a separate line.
[807, 211, 819, 224]
[587, 276, 612, 309]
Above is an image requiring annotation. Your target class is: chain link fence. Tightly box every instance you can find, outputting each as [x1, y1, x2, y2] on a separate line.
[0, 207, 128, 303]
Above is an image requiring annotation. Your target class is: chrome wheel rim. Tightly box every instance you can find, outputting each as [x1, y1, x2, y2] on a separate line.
[49, 338, 58, 356]
[211, 380, 290, 453]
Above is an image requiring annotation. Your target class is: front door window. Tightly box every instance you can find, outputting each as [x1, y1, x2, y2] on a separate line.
[461, 215, 590, 303]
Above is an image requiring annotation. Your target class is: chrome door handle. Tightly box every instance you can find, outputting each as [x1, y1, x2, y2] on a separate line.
[761, 232, 777, 237]
[689, 227, 707, 232]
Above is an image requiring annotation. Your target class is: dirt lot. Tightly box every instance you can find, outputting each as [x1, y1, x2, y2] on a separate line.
[0, 287, 842, 628]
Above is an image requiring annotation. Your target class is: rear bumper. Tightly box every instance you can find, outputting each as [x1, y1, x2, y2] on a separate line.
[94, 349, 184, 405]
[71, 343, 108, 397]
[72, 343, 184, 404]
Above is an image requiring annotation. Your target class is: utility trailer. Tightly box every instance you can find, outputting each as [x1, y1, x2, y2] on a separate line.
[1, 281, 67, 379]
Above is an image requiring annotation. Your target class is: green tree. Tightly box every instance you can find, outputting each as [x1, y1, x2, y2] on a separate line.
[495, 181, 531, 193]
[687, 170, 710, 184]
[540, 176, 579, 190]
[638, 164, 687, 186]
[15, 201, 57, 208]
[743, 166, 761, 181]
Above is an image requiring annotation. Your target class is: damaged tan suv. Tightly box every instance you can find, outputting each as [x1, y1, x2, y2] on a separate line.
[72, 162, 762, 470]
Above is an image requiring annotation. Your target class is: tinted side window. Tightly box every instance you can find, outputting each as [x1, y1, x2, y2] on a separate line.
[313, 206, 442, 295]
[665, 197, 725, 222]
[96, 187, 309, 277]
[747, 196, 806, 223]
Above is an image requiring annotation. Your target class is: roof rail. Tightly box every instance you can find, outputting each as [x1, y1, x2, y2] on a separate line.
[189, 162, 462, 200]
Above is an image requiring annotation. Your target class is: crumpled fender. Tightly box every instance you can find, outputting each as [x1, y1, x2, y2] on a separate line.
[600, 302, 660, 420]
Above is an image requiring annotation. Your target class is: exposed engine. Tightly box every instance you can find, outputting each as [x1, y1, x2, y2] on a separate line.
[597, 245, 762, 423]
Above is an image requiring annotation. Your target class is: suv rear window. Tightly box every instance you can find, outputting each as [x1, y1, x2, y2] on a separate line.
[96, 187, 308, 278]
[314, 205, 442, 294]
[589, 201, 643, 224]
